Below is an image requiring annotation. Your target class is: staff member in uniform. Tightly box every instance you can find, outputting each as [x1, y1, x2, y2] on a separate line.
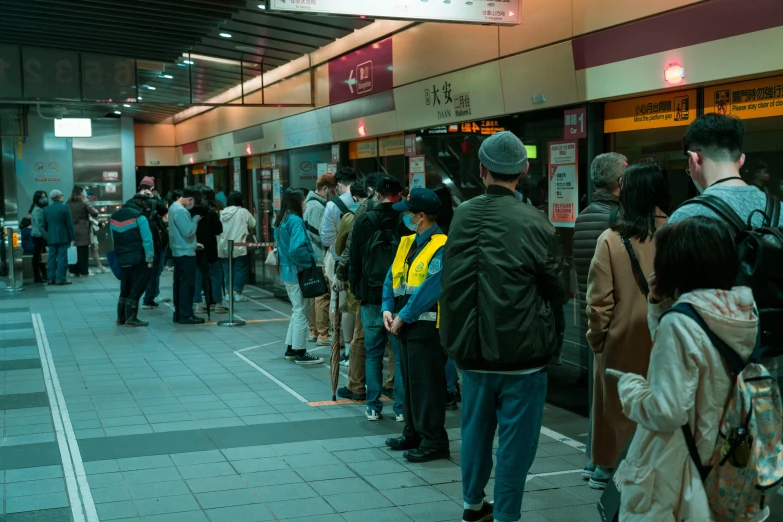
[382, 188, 450, 463]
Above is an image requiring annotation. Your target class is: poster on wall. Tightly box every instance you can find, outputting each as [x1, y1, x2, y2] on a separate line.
[272, 169, 281, 211]
[205, 173, 214, 189]
[548, 141, 578, 228]
[233, 157, 242, 191]
[409, 155, 425, 190]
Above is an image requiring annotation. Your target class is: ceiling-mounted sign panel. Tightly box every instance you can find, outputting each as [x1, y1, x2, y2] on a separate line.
[269, 0, 521, 25]
[329, 38, 393, 105]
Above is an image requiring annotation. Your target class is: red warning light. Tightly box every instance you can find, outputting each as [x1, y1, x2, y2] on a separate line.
[358, 124, 366, 137]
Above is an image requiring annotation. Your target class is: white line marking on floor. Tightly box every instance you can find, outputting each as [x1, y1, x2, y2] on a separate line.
[540, 426, 587, 453]
[526, 469, 584, 482]
[234, 351, 308, 403]
[236, 340, 282, 353]
[33, 313, 98, 522]
[244, 289, 292, 319]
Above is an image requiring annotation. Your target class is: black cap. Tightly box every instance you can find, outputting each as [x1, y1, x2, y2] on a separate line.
[376, 175, 402, 194]
[393, 188, 441, 214]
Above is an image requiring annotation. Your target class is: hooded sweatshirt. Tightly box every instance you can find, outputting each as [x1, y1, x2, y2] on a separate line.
[616, 287, 764, 522]
[303, 191, 328, 265]
[219, 206, 256, 258]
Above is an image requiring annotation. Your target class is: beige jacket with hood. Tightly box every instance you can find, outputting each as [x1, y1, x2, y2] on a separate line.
[616, 287, 768, 522]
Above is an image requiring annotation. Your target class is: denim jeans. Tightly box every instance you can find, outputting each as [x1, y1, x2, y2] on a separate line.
[445, 358, 458, 393]
[143, 252, 164, 305]
[461, 369, 547, 522]
[221, 255, 248, 293]
[361, 304, 403, 415]
[194, 259, 224, 304]
[172, 256, 197, 319]
[47, 243, 69, 283]
[284, 283, 309, 350]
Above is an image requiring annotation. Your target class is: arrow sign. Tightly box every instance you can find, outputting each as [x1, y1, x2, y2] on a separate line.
[348, 69, 354, 94]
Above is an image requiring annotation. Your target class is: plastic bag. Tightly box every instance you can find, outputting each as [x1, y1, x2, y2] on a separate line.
[67, 245, 78, 265]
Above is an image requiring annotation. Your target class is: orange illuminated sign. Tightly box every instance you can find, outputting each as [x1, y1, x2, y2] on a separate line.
[705, 76, 783, 120]
[604, 90, 696, 133]
[348, 139, 378, 160]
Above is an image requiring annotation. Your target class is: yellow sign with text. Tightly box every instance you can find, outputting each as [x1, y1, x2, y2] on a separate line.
[705, 76, 783, 120]
[247, 156, 261, 169]
[348, 139, 378, 160]
[604, 90, 696, 133]
[379, 134, 405, 157]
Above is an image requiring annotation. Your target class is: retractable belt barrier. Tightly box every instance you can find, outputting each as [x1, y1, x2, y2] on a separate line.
[231, 242, 275, 248]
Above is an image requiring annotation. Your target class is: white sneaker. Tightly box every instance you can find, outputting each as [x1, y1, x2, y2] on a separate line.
[233, 293, 247, 302]
[86, 271, 95, 276]
[308, 334, 317, 342]
[366, 409, 382, 421]
[396, 414, 404, 422]
[340, 358, 350, 368]
[99, 267, 111, 274]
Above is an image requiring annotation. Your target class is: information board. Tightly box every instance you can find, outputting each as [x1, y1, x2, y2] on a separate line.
[705, 76, 783, 120]
[604, 90, 696, 133]
[548, 140, 578, 228]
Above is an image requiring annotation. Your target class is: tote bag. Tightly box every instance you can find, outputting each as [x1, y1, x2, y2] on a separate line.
[298, 257, 328, 298]
[67, 245, 78, 265]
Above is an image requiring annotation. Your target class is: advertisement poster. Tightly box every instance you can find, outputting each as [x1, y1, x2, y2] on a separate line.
[327, 163, 337, 175]
[205, 173, 214, 189]
[272, 169, 281, 211]
[409, 155, 426, 189]
[548, 141, 579, 228]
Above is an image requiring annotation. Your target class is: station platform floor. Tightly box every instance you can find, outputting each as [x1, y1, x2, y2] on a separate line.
[2, 271, 776, 522]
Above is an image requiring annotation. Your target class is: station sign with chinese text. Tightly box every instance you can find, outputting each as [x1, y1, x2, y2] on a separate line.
[548, 140, 578, 228]
[348, 138, 378, 160]
[270, 0, 520, 25]
[604, 90, 696, 133]
[705, 76, 783, 120]
[563, 108, 586, 139]
[328, 38, 393, 105]
[379, 134, 405, 157]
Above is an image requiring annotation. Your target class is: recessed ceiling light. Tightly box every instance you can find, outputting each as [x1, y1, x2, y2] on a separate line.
[138, 96, 143, 100]
[177, 63, 187, 67]
[184, 60, 194, 65]
[257, 3, 266, 8]
[144, 85, 156, 90]
[219, 32, 232, 38]
[123, 104, 131, 108]
[160, 74, 173, 79]
[114, 111, 121, 115]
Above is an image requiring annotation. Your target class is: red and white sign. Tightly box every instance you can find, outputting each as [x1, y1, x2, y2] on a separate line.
[102, 171, 119, 181]
[404, 134, 417, 156]
[548, 140, 579, 228]
[106, 184, 117, 194]
[331, 144, 340, 163]
[328, 38, 393, 105]
[563, 108, 587, 139]
[409, 155, 426, 189]
[272, 169, 281, 211]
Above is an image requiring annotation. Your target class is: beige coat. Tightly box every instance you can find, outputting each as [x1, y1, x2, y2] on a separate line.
[586, 218, 666, 467]
[617, 288, 766, 522]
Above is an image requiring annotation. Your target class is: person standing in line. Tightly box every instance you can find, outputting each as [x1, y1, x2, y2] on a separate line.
[67, 186, 99, 277]
[133, 177, 169, 309]
[42, 189, 75, 286]
[383, 188, 450, 462]
[304, 174, 337, 344]
[169, 187, 204, 325]
[585, 158, 670, 489]
[219, 191, 256, 303]
[29, 190, 49, 283]
[111, 194, 155, 327]
[275, 188, 324, 366]
[440, 132, 565, 522]
[321, 167, 359, 259]
[349, 176, 406, 422]
[192, 187, 226, 314]
[572, 152, 627, 481]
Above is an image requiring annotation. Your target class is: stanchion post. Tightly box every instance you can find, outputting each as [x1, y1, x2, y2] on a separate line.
[217, 239, 245, 327]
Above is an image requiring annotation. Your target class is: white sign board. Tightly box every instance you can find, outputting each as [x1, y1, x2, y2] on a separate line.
[54, 118, 92, 138]
[269, 0, 520, 25]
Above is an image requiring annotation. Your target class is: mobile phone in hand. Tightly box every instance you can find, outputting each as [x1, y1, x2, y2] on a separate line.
[605, 368, 625, 380]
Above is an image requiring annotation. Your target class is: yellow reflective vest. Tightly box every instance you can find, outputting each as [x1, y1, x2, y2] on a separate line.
[390, 233, 448, 326]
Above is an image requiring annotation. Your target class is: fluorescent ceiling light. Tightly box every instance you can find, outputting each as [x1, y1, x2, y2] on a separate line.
[160, 74, 173, 79]
[184, 60, 194, 65]
[219, 32, 232, 38]
[177, 63, 187, 67]
[144, 85, 156, 90]
[114, 111, 122, 115]
[258, 3, 266, 8]
[123, 104, 131, 108]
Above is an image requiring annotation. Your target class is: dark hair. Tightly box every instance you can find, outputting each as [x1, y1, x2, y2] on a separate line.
[199, 187, 217, 210]
[364, 172, 384, 195]
[683, 113, 745, 163]
[433, 185, 454, 233]
[228, 191, 244, 207]
[299, 187, 310, 199]
[29, 190, 47, 213]
[350, 179, 368, 199]
[334, 167, 358, 186]
[20, 216, 31, 228]
[654, 216, 738, 298]
[182, 187, 200, 199]
[68, 186, 84, 204]
[167, 190, 182, 206]
[275, 189, 305, 227]
[611, 159, 671, 242]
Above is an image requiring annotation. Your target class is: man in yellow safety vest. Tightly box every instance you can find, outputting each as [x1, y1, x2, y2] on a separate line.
[382, 188, 450, 463]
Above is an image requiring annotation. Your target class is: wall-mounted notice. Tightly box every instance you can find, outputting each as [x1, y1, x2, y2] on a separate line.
[205, 173, 214, 189]
[272, 169, 281, 211]
[548, 140, 578, 228]
[409, 155, 426, 189]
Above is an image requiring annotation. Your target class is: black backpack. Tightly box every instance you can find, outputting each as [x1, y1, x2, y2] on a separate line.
[362, 213, 399, 304]
[680, 193, 783, 357]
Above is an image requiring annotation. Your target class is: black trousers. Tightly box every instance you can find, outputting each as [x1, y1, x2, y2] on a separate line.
[173, 256, 197, 319]
[69, 245, 89, 275]
[399, 320, 449, 450]
[120, 264, 151, 301]
[32, 237, 47, 281]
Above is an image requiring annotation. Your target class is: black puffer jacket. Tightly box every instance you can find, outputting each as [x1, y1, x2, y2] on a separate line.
[440, 185, 566, 372]
[573, 189, 619, 308]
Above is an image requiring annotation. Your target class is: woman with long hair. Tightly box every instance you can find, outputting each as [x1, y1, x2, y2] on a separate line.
[67, 185, 98, 277]
[193, 187, 226, 314]
[274, 188, 323, 366]
[585, 158, 671, 489]
[29, 190, 49, 283]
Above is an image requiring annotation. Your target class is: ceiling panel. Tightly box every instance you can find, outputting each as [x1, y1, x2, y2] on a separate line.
[0, 0, 375, 122]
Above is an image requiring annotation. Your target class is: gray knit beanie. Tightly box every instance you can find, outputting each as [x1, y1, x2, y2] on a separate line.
[478, 131, 528, 175]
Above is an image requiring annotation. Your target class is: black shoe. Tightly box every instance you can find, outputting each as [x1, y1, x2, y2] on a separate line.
[124, 300, 148, 327]
[47, 280, 56, 285]
[381, 387, 394, 399]
[172, 312, 179, 323]
[337, 386, 366, 401]
[462, 501, 494, 522]
[295, 352, 323, 365]
[178, 316, 205, 325]
[284, 346, 296, 361]
[403, 447, 450, 463]
[446, 391, 459, 411]
[385, 435, 420, 451]
[116, 297, 127, 325]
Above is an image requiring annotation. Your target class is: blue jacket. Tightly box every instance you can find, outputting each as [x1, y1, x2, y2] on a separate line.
[382, 223, 444, 323]
[111, 204, 154, 267]
[274, 213, 315, 284]
[168, 201, 199, 257]
[42, 201, 75, 245]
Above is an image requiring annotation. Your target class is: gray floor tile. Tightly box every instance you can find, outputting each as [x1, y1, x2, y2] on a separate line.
[90, 485, 132, 504]
[252, 483, 318, 502]
[324, 490, 392, 512]
[5, 465, 63, 482]
[134, 493, 200, 516]
[283, 452, 342, 468]
[5, 478, 65, 497]
[520, 488, 587, 512]
[383, 485, 451, 506]
[95, 501, 139, 520]
[539, 505, 602, 522]
[87, 472, 126, 488]
[170, 450, 225, 467]
[177, 462, 236, 480]
[117, 455, 173, 471]
[221, 445, 277, 461]
[205, 504, 275, 522]
[265, 497, 335, 520]
[195, 488, 259, 509]
[349, 459, 408, 476]
[399, 500, 463, 522]
[186, 474, 249, 494]
[241, 469, 304, 488]
[141, 511, 209, 522]
[309, 477, 374, 496]
[365, 471, 428, 490]
[232, 457, 289, 474]
[122, 467, 182, 485]
[127, 480, 190, 500]
[341, 507, 413, 522]
[6, 491, 69, 514]
[295, 463, 356, 482]
[333, 447, 391, 464]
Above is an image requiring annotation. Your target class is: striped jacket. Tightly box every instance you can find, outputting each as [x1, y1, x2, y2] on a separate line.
[110, 205, 154, 267]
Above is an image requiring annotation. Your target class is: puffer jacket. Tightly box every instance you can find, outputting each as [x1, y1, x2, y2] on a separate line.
[440, 185, 565, 372]
[617, 287, 765, 522]
[573, 189, 619, 308]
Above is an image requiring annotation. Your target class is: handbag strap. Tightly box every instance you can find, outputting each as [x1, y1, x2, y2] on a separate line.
[620, 235, 649, 296]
